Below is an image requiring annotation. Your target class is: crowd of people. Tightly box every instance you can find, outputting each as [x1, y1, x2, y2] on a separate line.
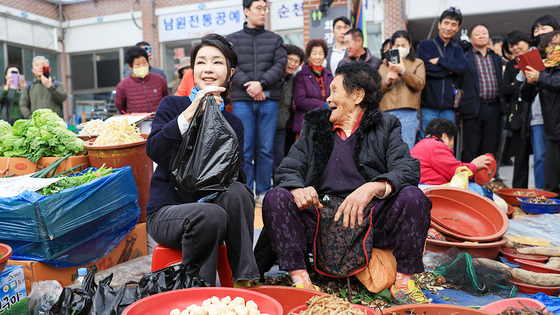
[3, 0, 560, 304]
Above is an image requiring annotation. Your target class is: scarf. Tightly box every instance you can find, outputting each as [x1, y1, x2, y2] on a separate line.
[544, 45, 560, 68]
[310, 64, 326, 101]
[188, 86, 225, 111]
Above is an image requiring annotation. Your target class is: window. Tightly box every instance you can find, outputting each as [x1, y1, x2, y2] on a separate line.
[367, 23, 383, 59]
[70, 50, 120, 92]
[278, 31, 304, 49]
[70, 54, 95, 90]
[5, 44, 61, 81]
[164, 42, 193, 83]
[96, 52, 120, 88]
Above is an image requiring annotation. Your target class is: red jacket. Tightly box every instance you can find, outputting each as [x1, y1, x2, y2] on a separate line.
[410, 137, 477, 185]
[115, 73, 168, 114]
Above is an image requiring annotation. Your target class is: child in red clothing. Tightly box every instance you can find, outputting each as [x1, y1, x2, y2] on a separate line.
[410, 117, 490, 185]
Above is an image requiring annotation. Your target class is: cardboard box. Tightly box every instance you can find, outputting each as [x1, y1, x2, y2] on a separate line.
[0, 156, 90, 177]
[0, 265, 28, 315]
[8, 223, 147, 294]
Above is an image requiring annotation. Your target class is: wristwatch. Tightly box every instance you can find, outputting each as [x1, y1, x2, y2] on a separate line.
[259, 79, 267, 89]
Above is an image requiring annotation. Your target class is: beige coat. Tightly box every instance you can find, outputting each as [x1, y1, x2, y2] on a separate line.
[378, 58, 425, 112]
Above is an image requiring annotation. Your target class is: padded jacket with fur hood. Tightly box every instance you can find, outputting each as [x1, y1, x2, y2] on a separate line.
[274, 107, 420, 196]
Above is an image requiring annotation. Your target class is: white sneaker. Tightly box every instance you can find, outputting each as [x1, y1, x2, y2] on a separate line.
[255, 194, 265, 208]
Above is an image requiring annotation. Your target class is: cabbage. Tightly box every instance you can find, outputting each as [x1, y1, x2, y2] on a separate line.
[0, 110, 84, 162]
[0, 120, 11, 137]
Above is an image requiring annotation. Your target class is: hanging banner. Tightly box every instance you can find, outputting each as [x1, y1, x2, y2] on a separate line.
[158, 5, 244, 42]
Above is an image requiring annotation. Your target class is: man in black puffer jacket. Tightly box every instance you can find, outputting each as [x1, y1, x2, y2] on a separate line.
[226, 0, 287, 206]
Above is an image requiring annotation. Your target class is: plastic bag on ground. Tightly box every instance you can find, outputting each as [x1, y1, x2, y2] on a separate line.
[532, 292, 560, 313]
[355, 247, 397, 293]
[28, 281, 63, 315]
[171, 94, 240, 193]
[506, 214, 560, 247]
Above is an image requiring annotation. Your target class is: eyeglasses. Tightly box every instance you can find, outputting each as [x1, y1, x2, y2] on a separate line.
[287, 57, 300, 64]
[253, 6, 269, 13]
[447, 7, 461, 14]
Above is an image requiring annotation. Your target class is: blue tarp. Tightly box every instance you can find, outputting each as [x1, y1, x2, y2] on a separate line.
[0, 166, 140, 267]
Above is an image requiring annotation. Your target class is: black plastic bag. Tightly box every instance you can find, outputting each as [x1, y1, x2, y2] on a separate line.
[92, 264, 209, 315]
[171, 94, 240, 193]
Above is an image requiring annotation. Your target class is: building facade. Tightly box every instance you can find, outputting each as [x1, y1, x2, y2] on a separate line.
[1, 0, 558, 121]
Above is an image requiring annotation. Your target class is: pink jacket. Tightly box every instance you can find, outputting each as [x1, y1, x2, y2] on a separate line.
[410, 137, 476, 185]
[115, 73, 168, 113]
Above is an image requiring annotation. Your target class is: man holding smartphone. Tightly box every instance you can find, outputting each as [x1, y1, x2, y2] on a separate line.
[123, 41, 167, 80]
[19, 56, 67, 119]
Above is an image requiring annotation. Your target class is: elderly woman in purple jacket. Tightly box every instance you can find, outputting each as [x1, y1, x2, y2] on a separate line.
[293, 39, 334, 137]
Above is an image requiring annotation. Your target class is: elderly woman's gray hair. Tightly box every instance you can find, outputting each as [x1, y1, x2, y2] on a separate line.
[334, 61, 383, 109]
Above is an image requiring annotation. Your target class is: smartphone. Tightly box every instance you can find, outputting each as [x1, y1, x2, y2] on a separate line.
[144, 46, 152, 54]
[389, 49, 400, 64]
[42, 66, 50, 78]
[10, 71, 19, 90]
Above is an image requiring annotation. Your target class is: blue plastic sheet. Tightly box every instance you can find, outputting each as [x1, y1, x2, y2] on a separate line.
[0, 166, 140, 267]
[532, 292, 560, 313]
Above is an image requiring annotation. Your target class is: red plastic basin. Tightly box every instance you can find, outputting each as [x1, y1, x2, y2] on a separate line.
[515, 259, 560, 274]
[480, 298, 547, 313]
[244, 286, 326, 315]
[122, 287, 283, 315]
[0, 243, 12, 274]
[510, 279, 560, 295]
[384, 304, 495, 315]
[424, 187, 509, 242]
[425, 237, 508, 259]
[495, 188, 558, 207]
[499, 247, 549, 263]
[474, 153, 497, 185]
[289, 303, 379, 315]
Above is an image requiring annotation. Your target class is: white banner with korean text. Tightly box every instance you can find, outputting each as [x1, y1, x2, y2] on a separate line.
[158, 5, 244, 42]
[270, 0, 304, 31]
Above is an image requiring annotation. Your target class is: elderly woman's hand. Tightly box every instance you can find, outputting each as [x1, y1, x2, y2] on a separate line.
[335, 182, 386, 229]
[290, 186, 323, 210]
[182, 87, 226, 123]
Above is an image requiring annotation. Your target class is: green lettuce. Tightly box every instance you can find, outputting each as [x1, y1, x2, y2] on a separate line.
[1, 110, 84, 162]
[0, 120, 11, 137]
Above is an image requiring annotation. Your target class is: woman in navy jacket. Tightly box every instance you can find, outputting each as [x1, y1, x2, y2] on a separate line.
[145, 34, 259, 286]
[292, 39, 334, 136]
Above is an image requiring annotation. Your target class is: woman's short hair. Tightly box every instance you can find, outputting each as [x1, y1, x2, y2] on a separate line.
[390, 30, 416, 61]
[503, 29, 533, 56]
[532, 14, 560, 39]
[425, 117, 458, 140]
[125, 47, 149, 67]
[334, 61, 382, 109]
[305, 39, 328, 60]
[286, 44, 306, 64]
[190, 33, 238, 105]
[4, 64, 22, 84]
[538, 30, 560, 56]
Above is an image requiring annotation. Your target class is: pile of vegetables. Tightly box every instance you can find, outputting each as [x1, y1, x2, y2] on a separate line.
[0, 109, 84, 162]
[37, 164, 112, 195]
[92, 119, 144, 146]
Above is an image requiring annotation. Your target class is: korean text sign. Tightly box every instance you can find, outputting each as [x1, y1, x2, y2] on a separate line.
[159, 6, 244, 42]
[309, 6, 347, 48]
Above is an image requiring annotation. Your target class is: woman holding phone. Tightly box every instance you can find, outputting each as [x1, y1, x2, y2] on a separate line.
[1, 65, 26, 124]
[378, 30, 426, 150]
[521, 30, 560, 194]
[146, 33, 259, 287]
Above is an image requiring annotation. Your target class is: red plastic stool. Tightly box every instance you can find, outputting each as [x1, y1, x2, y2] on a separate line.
[151, 243, 234, 287]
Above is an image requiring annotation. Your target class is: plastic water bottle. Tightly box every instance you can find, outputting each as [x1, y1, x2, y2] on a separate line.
[75, 267, 87, 286]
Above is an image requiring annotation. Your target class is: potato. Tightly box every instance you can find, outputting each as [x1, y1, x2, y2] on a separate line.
[211, 296, 221, 304]
[170, 309, 181, 315]
[221, 296, 232, 305]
